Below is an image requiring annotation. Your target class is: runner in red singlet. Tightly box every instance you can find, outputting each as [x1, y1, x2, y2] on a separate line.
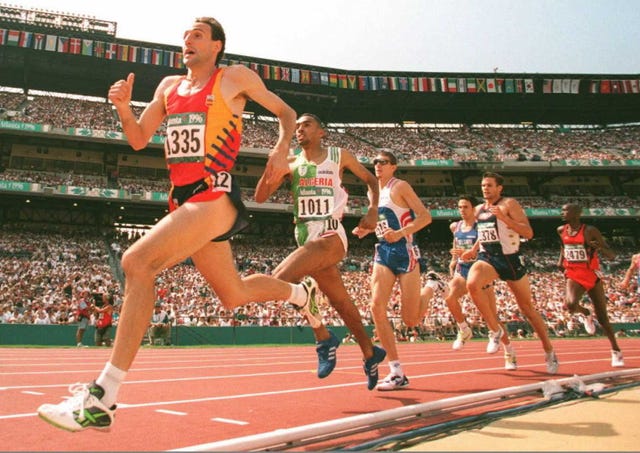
[557, 203, 624, 367]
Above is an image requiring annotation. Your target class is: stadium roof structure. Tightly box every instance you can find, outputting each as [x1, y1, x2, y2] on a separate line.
[1, 6, 639, 125]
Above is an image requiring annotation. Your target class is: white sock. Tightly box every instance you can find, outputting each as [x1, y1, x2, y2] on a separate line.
[457, 321, 468, 330]
[426, 280, 440, 290]
[288, 283, 306, 308]
[504, 343, 514, 354]
[96, 362, 127, 408]
[389, 360, 403, 377]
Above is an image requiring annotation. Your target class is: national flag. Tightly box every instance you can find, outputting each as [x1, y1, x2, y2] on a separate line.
[543, 79, 552, 93]
[466, 78, 476, 93]
[45, 35, 57, 51]
[623, 80, 632, 93]
[173, 53, 183, 68]
[398, 77, 409, 91]
[457, 78, 466, 93]
[589, 80, 600, 93]
[300, 70, 311, 84]
[249, 62, 259, 73]
[409, 77, 419, 92]
[33, 33, 45, 50]
[358, 75, 369, 90]
[389, 76, 399, 90]
[630, 80, 639, 94]
[505, 79, 515, 93]
[418, 77, 428, 92]
[570, 79, 580, 94]
[379, 76, 389, 90]
[496, 79, 504, 93]
[151, 49, 162, 65]
[140, 47, 151, 64]
[561, 79, 571, 93]
[516, 79, 523, 93]
[328, 73, 338, 87]
[320, 72, 329, 86]
[524, 79, 534, 93]
[291, 68, 300, 83]
[487, 78, 496, 93]
[0, 29, 6, 45]
[347, 75, 357, 89]
[600, 80, 611, 93]
[280, 67, 291, 82]
[270, 65, 280, 80]
[611, 80, 620, 93]
[94, 41, 105, 58]
[128, 45, 138, 63]
[553, 79, 563, 93]
[162, 50, 173, 66]
[440, 78, 448, 92]
[117, 44, 129, 61]
[310, 71, 320, 85]
[82, 39, 93, 56]
[57, 36, 69, 53]
[476, 78, 486, 93]
[105, 43, 117, 59]
[18, 31, 32, 48]
[7, 29, 20, 46]
[69, 38, 81, 54]
[368, 76, 378, 90]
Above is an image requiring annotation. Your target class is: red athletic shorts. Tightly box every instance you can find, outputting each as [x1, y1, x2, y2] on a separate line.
[565, 267, 599, 291]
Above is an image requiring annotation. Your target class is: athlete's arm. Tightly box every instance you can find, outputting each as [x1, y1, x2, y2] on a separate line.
[227, 65, 296, 184]
[620, 253, 639, 289]
[108, 73, 174, 150]
[586, 225, 616, 260]
[494, 198, 534, 239]
[342, 149, 379, 231]
[382, 180, 431, 243]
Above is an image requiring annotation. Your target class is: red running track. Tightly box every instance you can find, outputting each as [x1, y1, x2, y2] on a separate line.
[0, 337, 638, 451]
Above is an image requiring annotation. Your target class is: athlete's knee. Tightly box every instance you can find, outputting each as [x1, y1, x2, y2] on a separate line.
[121, 247, 156, 280]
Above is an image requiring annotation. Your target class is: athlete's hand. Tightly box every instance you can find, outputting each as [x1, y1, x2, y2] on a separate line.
[352, 225, 373, 239]
[108, 73, 135, 109]
[264, 146, 290, 184]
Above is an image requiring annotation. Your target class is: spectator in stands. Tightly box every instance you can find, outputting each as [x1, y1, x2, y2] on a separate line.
[148, 302, 171, 346]
[94, 293, 114, 347]
[620, 252, 640, 294]
[255, 112, 386, 389]
[74, 290, 92, 347]
[353, 151, 432, 391]
[463, 172, 559, 374]
[37, 16, 318, 433]
[557, 203, 624, 367]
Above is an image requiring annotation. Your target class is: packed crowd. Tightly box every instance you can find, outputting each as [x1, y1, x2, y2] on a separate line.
[2, 88, 639, 162]
[1, 227, 638, 343]
[1, 168, 638, 212]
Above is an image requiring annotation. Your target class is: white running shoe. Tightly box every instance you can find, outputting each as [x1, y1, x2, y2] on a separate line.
[582, 314, 596, 335]
[545, 350, 559, 374]
[295, 277, 321, 328]
[376, 373, 409, 391]
[37, 382, 115, 432]
[486, 327, 503, 354]
[452, 326, 473, 350]
[504, 349, 517, 370]
[611, 350, 624, 368]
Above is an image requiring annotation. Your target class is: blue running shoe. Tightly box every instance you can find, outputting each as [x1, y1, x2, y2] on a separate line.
[316, 330, 340, 378]
[363, 346, 387, 390]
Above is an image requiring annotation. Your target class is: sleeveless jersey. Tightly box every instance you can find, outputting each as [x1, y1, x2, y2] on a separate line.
[164, 68, 242, 187]
[560, 224, 600, 272]
[291, 146, 347, 222]
[476, 199, 520, 255]
[376, 177, 415, 244]
[453, 220, 478, 265]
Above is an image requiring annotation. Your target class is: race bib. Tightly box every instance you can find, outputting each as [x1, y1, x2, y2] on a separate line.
[210, 171, 232, 193]
[478, 222, 499, 243]
[564, 244, 588, 262]
[164, 112, 206, 164]
[297, 189, 334, 218]
[375, 218, 389, 239]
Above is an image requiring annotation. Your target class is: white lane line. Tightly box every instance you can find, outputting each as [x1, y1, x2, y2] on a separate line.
[212, 417, 249, 425]
[21, 391, 45, 395]
[156, 409, 188, 416]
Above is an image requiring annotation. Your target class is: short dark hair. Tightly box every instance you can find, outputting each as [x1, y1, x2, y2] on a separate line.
[195, 17, 226, 66]
[482, 171, 504, 186]
[376, 150, 397, 165]
[458, 194, 478, 206]
[299, 113, 325, 129]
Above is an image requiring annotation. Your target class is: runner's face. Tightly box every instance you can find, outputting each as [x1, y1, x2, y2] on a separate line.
[295, 117, 323, 145]
[481, 177, 501, 202]
[458, 200, 474, 219]
[182, 23, 219, 67]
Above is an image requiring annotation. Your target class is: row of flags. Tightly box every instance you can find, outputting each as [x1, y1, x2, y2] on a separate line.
[1, 28, 639, 95]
